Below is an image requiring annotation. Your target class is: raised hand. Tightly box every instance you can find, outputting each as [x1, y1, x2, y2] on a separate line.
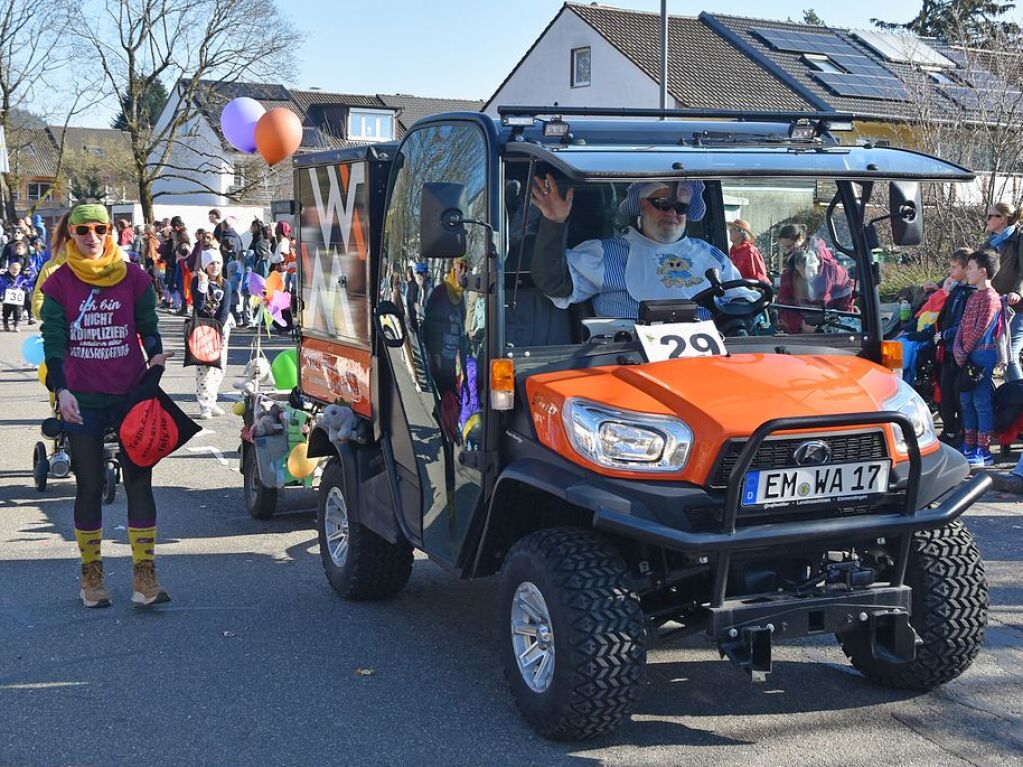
[530, 174, 574, 224]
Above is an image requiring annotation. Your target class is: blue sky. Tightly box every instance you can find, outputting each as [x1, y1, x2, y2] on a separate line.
[70, 0, 921, 127]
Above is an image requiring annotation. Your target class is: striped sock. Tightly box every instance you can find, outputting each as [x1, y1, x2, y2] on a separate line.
[964, 429, 977, 449]
[74, 526, 102, 565]
[978, 432, 991, 450]
[128, 525, 156, 564]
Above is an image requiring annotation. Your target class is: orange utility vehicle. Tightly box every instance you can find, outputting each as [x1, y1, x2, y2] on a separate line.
[293, 108, 990, 740]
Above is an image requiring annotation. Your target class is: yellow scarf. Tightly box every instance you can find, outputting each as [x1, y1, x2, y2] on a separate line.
[444, 265, 465, 304]
[64, 237, 126, 287]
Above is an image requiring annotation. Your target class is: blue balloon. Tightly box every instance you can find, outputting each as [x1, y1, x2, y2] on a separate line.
[21, 334, 45, 366]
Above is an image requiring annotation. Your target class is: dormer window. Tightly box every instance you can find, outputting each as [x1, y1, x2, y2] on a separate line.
[348, 109, 395, 141]
[803, 54, 845, 75]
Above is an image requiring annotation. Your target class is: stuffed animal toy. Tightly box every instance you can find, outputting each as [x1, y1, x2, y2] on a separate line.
[251, 402, 286, 437]
[233, 356, 273, 394]
[317, 404, 359, 444]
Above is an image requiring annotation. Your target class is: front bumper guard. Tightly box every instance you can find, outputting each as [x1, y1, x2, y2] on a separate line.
[593, 470, 991, 553]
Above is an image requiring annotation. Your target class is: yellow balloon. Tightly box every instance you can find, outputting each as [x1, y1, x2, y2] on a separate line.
[287, 442, 318, 479]
[37, 361, 48, 387]
[232, 401, 246, 416]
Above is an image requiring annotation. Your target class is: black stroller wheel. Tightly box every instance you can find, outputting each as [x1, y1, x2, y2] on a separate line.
[103, 462, 117, 505]
[33, 442, 48, 492]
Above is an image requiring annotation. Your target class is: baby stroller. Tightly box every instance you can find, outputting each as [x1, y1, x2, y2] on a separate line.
[32, 413, 121, 505]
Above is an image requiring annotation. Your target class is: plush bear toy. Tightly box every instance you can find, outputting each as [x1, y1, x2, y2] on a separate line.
[317, 404, 359, 444]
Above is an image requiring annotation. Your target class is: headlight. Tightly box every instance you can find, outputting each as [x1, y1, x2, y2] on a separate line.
[563, 399, 692, 472]
[883, 379, 937, 453]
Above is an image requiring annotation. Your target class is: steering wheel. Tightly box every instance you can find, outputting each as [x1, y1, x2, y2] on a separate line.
[690, 268, 773, 318]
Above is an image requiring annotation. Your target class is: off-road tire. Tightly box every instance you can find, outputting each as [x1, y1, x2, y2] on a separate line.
[243, 447, 277, 519]
[317, 461, 412, 601]
[33, 442, 48, 491]
[839, 519, 987, 690]
[496, 528, 647, 741]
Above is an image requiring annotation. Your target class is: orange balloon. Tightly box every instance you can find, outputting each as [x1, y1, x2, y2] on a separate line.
[265, 271, 285, 296]
[255, 108, 303, 166]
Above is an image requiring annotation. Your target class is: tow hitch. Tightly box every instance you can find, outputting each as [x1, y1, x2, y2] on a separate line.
[710, 585, 916, 682]
[719, 625, 773, 682]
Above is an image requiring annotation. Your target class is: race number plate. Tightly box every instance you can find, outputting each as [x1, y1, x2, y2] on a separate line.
[741, 460, 890, 508]
[637, 320, 726, 363]
[3, 288, 25, 306]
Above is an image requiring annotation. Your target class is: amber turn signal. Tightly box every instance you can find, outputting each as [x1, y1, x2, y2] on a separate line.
[491, 359, 515, 410]
[881, 340, 904, 371]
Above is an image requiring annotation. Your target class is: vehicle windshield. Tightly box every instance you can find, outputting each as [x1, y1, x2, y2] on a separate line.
[501, 163, 867, 357]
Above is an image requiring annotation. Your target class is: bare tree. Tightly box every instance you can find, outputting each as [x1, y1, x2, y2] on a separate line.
[71, 0, 297, 222]
[0, 0, 69, 222]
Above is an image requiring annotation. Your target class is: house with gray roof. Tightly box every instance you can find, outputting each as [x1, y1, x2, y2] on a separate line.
[4, 125, 131, 225]
[150, 79, 482, 205]
[485, 3, 1021, 147]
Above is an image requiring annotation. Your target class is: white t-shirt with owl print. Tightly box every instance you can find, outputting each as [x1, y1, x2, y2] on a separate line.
[549, 227, 753, 319]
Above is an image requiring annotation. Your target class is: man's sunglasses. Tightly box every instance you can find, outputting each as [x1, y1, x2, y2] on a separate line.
[647, 198, 690, 215]
[71, 223, 109, 236]
[987, 213, 1003, 219]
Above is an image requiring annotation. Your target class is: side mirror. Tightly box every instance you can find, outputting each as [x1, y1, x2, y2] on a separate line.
[889, 181, 922, 246]
[375, 300, 406, 348]
[420, 182, 467, 260]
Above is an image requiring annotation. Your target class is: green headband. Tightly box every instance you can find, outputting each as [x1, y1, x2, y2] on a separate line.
[68, 204, 110, 226]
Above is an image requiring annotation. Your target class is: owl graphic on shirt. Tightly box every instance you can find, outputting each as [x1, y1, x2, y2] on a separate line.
[656, 253, 702, 289]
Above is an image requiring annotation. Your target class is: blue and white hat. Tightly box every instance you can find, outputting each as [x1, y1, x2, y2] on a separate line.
[618, 180, 706, 222]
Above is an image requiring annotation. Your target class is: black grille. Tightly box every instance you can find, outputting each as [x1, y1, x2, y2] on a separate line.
[710, 431, 888, 488]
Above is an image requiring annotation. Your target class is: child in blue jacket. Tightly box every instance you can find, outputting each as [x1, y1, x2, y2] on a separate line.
[0, 261, 34, 331]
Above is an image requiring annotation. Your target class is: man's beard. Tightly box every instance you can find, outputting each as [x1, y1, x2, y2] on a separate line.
[644, 217, 686, 244]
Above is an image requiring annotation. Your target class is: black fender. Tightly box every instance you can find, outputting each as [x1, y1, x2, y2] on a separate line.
[308, 426, 403, 545]
[470, 458, 603, 578]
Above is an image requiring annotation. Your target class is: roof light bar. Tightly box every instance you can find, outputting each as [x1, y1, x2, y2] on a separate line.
[542, 118, 570, 138]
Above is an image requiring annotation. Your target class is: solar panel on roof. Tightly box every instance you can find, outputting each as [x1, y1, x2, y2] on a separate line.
[828, 53, 895, 77]
[752, 27, 857, 57]
[850, 29, 957, 68]
[939, 85, 1023, 112]
[813, 72, 910, 102]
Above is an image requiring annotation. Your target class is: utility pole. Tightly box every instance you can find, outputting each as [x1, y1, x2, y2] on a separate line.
[659, 0, 668, 117]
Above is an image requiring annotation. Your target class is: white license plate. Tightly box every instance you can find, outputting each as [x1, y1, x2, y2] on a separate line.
[741, 460, 890, 508]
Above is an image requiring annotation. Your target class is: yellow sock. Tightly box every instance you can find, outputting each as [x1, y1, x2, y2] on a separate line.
[128, 526, 156, 564]
[75, 526, 102, 564]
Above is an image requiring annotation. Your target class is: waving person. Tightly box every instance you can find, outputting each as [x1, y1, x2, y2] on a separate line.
[39, 204, 173, 609]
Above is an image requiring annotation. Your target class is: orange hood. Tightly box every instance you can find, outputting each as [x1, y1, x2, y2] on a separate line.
[526, 354, 907, 483]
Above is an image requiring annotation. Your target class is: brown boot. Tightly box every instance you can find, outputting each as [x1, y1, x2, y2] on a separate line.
[80, 561, 111, 608]
[131, 561, 171, 608]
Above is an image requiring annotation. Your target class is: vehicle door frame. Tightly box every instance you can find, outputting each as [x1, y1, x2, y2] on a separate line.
[375, 113, 503, 572]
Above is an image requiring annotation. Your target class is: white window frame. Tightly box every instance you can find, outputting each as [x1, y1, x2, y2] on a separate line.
[26, 181, 51, 203]
[347, 109, 395, 141]
[571, 46, 591, 88]
[803, 54, 845, 75]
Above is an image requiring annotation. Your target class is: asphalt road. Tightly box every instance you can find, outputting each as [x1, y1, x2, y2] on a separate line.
[1, 312, 1022, 767]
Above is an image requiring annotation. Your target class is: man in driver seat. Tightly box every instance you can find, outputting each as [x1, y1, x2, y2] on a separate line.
[530, 176, 753, 317]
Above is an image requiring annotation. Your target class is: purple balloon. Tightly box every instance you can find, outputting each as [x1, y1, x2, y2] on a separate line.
[220, 97, 266, 154]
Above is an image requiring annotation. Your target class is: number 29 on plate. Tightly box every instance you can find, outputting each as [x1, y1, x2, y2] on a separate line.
[638, 320, 726, 363]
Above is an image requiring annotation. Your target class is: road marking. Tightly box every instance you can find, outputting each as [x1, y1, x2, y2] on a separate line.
[184, 446, 232, 467]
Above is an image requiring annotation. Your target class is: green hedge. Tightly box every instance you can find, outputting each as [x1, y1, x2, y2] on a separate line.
[878, 263, 944, 302]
